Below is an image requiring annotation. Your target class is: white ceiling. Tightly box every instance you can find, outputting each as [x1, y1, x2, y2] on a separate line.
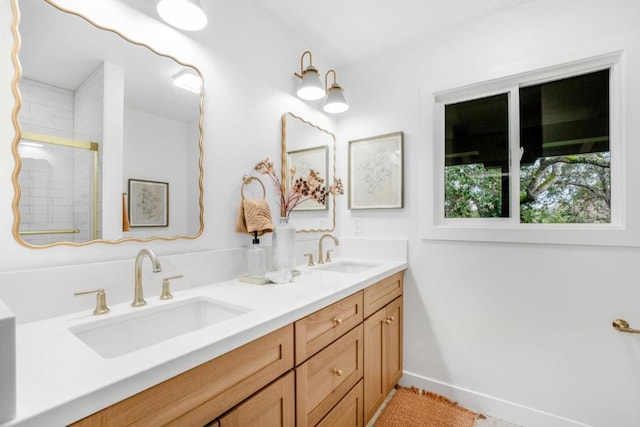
[19, 0, 536, 125]
[19, 1, 200, 124]
[127, 0, 534, 68]
[249, 0, 535, 67]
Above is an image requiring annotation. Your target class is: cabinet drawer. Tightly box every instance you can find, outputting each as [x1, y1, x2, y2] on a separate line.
[363, 272, 403, 318]
[296, 324, 364, 427]
[218, 371, 295, 427]
[317, 380, 364, 427]
[72, 324, 294, 427]
[295, 291, 363, 364]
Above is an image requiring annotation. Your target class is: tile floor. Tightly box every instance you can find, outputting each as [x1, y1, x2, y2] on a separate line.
[476, 416, 521, 427]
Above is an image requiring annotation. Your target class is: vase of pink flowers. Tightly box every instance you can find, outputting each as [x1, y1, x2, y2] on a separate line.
[254, 158, 343, 272]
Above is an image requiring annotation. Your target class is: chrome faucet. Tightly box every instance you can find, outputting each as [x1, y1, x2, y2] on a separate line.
[132, 248, 162, 307]
[318, 233, 339, 264]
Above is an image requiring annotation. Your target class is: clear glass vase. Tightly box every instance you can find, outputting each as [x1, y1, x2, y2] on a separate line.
[271, 216, 296, 272]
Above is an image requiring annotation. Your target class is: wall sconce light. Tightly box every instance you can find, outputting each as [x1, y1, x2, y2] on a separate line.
[294, 51, 325, 101]
[294, 51, 349, 113]
[157, 0, 208, 31]
[323, 70, 349, 114]
[172, 69, 202, 93]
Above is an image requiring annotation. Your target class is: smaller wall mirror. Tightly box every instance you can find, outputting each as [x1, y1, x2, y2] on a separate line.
[281, 112, 336, 233]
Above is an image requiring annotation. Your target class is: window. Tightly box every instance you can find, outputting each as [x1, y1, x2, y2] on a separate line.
[428, 53, 623, 245]
[444, 70, 609, 224]
[445, 93, 510, 219]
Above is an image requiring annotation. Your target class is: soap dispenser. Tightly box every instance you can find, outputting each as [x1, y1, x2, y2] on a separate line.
[247, 232, 266, 278]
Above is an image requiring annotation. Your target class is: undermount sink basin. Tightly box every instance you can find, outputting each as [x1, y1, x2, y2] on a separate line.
[70, 297, 251, 358]
[314, 260, 381, 274]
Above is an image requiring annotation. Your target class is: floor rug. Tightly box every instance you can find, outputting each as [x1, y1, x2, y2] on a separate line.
[374, 386, 483, 427]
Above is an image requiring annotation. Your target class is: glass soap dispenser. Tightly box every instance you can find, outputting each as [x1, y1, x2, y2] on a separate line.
[247, 232, 266, 278]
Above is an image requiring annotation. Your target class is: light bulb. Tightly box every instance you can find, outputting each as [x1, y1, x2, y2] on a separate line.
[297, 67, 325, 100]
[323, 85, 349, 114]
[157, 0, 207, 31]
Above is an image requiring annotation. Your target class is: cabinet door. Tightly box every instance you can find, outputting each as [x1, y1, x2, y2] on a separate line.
[218, 371, 295, 427]
[363, 307, 387, 423]
[385, 297, 403, 395]
[363, 296, 403, 424]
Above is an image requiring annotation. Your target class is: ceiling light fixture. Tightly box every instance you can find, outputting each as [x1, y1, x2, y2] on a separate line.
[323, 70, 349, 114]
[172, 69, 202, 93]
[294, 51, 325, 101]
[157, 0, 208, 31]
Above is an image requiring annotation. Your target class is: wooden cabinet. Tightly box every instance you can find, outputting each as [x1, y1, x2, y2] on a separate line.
[296, 324, 363, 426]
[295, 292, 363, 365]
[71, 270, 404, 427]
[218, 371, 295, 427]
[363, 296, 403, 423]
[363, 293, 403, 424]
[363, 272, 403, 319]
[317, 380, 364, 427]
[71, 325, 294, 427]
[363, 272, 403, 424]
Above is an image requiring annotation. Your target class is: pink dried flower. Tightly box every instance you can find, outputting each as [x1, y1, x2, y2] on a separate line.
[254, 157, 343, 217]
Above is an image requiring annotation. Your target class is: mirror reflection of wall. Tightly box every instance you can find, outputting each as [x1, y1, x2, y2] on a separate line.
[13, 0, 203, 247]
[282, 113, 336, 233]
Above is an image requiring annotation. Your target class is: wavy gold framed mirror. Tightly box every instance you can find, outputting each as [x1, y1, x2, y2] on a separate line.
[281, 112, 336, 233]
[10, 0, 204, 248]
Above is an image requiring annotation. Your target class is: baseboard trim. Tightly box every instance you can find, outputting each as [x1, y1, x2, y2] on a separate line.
[400, 371, 592, 427]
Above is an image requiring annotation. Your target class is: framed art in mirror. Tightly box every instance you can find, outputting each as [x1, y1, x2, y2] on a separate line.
[286, 146, 328, 212]
[128, 179, 169, 227]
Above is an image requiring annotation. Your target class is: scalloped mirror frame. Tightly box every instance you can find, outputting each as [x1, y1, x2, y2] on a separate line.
[281, 112, 336, 233]
[10, 0, 205, 248]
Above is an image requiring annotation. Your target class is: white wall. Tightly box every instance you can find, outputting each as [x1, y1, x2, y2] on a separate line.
[74, 64, 105, 242]
[123, 106, 191, 238]
[337, 0, 640, 425]
[0, 0, 335, 271]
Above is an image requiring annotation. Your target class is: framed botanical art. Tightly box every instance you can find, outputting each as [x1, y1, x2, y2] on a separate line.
[128, 179, 169, 227]
[287, 145, 329, 211]
[348, 132, 404, 209]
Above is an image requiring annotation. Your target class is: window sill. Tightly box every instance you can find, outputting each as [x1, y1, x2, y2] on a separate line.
[421, 222, 638, 247]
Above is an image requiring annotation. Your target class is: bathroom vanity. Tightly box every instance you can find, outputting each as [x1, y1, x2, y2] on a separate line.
[1, 250, 406, 427]
[71, 271, 403, 426]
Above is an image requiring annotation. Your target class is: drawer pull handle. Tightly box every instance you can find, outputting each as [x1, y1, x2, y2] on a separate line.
[384, 316, 395, 324]
[333, 317, 343, 325]
[333, 368, 343, 376]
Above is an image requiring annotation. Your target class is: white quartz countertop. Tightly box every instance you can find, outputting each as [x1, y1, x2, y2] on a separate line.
[3, 258, 407, 427]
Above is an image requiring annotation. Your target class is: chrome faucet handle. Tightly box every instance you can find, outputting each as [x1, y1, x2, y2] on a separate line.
[304, 253, 315, 266]
[325, 249, 334, 263]
[74, 288, 110, 315]
[160, 275, 183, 300]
